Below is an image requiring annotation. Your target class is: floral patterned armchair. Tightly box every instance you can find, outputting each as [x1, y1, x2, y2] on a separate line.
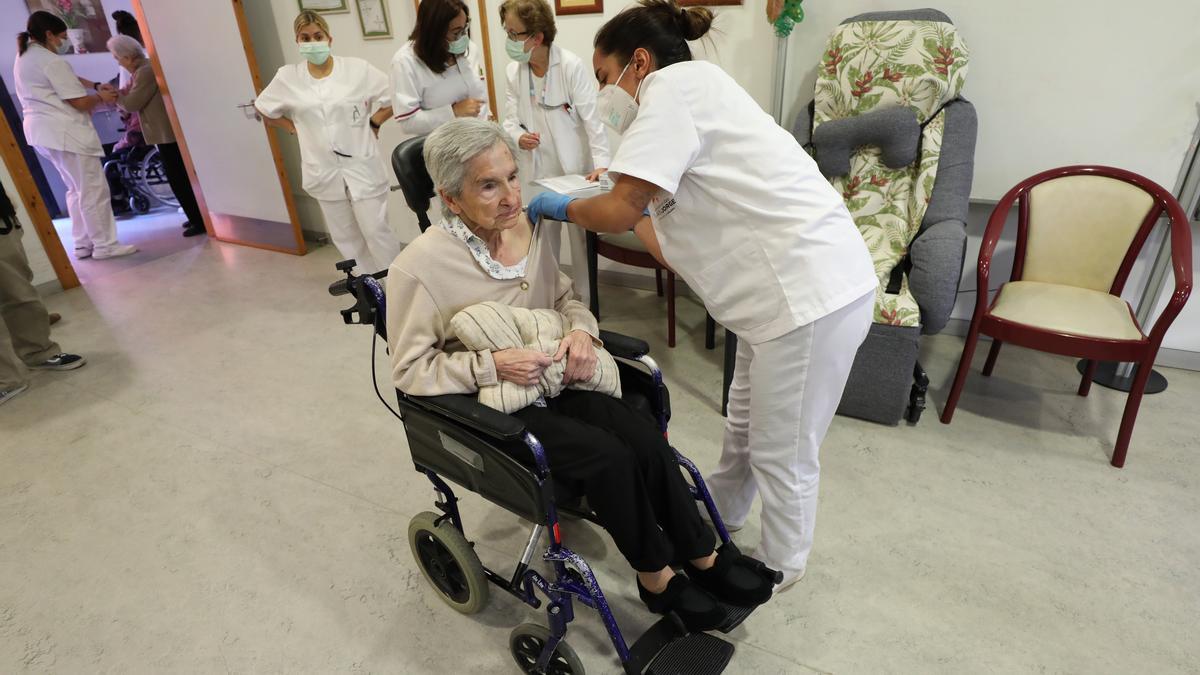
[794, 9, 977, 424]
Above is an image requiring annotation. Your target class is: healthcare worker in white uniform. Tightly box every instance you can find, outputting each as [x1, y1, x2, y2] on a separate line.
[256, 11, 400, 274]
[498, 0, 610, 306]
[528, 0, 877, 590]
[391, 0, 491, 135]
[13, 11, 137, 261]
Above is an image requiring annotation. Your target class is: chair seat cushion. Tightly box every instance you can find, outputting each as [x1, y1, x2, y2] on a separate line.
[598, 230, 647, 253]
[989, 281, 1144, 341]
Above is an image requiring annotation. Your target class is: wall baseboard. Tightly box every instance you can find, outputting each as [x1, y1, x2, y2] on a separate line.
[35, 279, 63, 296]
[940, 318, 1200, 373]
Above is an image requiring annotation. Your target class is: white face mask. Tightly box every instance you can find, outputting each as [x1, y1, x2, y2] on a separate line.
[596, 61, 643, 134]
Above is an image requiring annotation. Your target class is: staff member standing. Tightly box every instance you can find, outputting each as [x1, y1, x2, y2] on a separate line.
[390, 0, 490, 135]
[107, 35, 206, 238]
[499, 0, 609, 307]
[13, 11, 137, 260]
[528, 0, 876, 590]
[256, 11, 400, 273]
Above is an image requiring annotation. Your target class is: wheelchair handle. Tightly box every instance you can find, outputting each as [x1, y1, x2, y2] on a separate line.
[328, 268, 388, 297]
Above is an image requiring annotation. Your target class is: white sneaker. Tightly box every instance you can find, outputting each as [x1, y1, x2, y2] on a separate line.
[0, 383, 30, 407]
[774, 567, 806, 594]
[74, 246, 93, 259]
[92, 244, 138, 260]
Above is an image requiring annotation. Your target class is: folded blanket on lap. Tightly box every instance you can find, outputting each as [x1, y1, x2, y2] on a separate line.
[450, 301, 622, 414]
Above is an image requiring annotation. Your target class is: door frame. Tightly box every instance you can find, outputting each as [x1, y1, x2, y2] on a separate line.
[0, 111, 79, 290]
[132, 0, 307, 256]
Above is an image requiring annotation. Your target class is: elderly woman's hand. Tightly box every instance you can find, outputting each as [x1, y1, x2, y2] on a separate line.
[554, 330, 598, 385]
[493, 348, 552, 386]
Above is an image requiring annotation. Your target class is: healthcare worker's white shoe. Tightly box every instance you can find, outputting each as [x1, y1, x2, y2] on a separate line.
[774, 567, 806, 594]
[74, 246, 92, 259]
[92, 244, 138, 260]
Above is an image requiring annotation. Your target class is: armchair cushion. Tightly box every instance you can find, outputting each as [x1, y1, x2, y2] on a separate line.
[597, 230, 649, 253]
[989, 281, 1144, 341]
[908, 218, 967, 334]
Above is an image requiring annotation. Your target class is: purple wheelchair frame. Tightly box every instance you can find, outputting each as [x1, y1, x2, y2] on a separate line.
[356, 274, 740, 674]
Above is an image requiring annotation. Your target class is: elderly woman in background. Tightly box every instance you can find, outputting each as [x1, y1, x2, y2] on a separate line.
[386, 118, 773, 631]
[107, 35, 206, 237]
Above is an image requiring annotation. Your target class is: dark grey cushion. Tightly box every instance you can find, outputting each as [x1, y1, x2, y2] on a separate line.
[842, 8, 953, 25]
[811, 106, 921, 178]
[921, 99, 977, 232]
[909, 219, 967, 334]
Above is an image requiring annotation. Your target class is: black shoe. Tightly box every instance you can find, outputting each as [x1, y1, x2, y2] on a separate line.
[181, 220, 190, 229]
[637, 575, 724, 633]
[684, 543, 774, 608]
[30, 353, 86, 371]
[183, 223, 206, 237]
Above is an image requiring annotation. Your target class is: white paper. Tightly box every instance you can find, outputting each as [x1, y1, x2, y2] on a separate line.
[533, 174, 599, 194]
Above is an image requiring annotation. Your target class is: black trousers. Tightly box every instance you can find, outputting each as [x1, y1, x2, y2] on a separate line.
[512, 390, 715, 572]
[156, 142, 204, 226]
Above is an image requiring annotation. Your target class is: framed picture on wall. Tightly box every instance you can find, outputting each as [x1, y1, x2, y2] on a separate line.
[355, 0, 391, 39]
[25, 0, 113, 54]
[678, 0, 741, 6]
[554, 0, 603, 16]
[297, 0, 350, 14]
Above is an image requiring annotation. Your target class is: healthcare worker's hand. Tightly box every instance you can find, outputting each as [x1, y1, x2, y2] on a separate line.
[585, 168, 607, 182]
[554, 330, 598, 385]
[493, 348, 552, 386]
[518, 133, 540, 150]
[452, 98, 484, 118]
[526, 191, 576, 224]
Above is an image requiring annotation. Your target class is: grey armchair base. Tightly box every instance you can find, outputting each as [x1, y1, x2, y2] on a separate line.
[836, 323, 923, 426]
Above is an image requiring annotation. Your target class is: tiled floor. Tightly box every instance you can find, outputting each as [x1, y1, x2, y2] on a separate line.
[51, 207, 202, 286]
[2, 239, 1197, 673]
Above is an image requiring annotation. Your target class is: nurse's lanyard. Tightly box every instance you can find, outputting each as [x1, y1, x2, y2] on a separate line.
[526, 65, 570, 177]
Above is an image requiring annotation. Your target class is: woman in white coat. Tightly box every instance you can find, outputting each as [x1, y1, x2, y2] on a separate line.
[255, 11, 400, 273]
[528, 0, 876, 591]
[13, 11, 137, 260]
[390, 0, 490, 135]
[499, 0, 610, 307]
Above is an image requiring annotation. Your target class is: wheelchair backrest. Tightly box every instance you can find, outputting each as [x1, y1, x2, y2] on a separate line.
[391, 136, 435, 232]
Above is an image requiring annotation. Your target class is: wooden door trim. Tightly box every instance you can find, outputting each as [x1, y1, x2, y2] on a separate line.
[0, 109, 79, 290]
[230, 0, 306, 255]
[413, 0, 499, 121]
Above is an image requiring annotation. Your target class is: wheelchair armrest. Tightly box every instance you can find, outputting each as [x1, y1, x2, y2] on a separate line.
[409, 394, 527, 441]
[598, 330, 649, 359]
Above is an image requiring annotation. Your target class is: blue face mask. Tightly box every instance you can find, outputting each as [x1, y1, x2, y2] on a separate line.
[505, 36, 531, 63]
[298, 40, 331, 66]
[54, 35, 71, 55]
[448, 34, 470, 56]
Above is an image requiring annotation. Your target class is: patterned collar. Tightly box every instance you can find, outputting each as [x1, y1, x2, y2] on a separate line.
[441, 216, 529, 280]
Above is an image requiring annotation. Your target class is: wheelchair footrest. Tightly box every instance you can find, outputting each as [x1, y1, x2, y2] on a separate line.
[629, 615, 735, 675]
[645, 632, 734, 675]
[714, 602, 757, 634]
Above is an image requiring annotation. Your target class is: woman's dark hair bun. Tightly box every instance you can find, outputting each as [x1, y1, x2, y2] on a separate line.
[678, 6, 714, 41]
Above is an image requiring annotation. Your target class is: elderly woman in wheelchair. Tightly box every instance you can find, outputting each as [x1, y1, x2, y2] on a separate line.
[331, 117, 780, 673]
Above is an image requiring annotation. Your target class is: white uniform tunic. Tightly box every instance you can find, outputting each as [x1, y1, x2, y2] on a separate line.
[609, 60, 875, 345]
[608, 60, 876, 580]
[501, 45, 610, 308]
[255, 57, 400, 272]
[390, 41, 490, 136]
[255, 56, 391, 201]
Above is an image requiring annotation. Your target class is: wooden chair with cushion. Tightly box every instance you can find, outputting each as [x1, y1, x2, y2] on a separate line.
[940, 165, 1193, 468]
[586, 230, 682, 348]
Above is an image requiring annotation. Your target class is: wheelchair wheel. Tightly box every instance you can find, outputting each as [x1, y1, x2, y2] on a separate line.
[129, 193, 152, 214]
[137, 147, 180, 208]
[509, 623, 584, 675]
[407, 511, 489, 614]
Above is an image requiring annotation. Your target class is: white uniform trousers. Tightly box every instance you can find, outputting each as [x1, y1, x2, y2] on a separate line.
[316, 188, 400, 274]
[39, 147, 119, 255]
[541, 219, 591, 309]
[707, 290, 873, 576]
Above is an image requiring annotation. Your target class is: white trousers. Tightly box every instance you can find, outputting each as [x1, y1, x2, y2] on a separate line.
[542, 218, 591, 308]
[38, 146, 119, 254]
[707, 290, 873, 575]
[316, 190, 401, 274]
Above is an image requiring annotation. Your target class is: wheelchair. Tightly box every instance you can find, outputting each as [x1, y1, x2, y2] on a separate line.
[329, 261, 781, 674]
[103, 142, 179, 214]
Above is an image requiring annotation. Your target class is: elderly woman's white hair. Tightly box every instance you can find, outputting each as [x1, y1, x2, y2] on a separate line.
[423, 118, 520, 220]
[106, 34, 144, 60]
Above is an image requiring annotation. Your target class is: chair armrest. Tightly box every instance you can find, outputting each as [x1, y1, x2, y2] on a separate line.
[598, 330, 650, 359]
[409, 393, 526, 441]
[909, 219, 967, 335]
